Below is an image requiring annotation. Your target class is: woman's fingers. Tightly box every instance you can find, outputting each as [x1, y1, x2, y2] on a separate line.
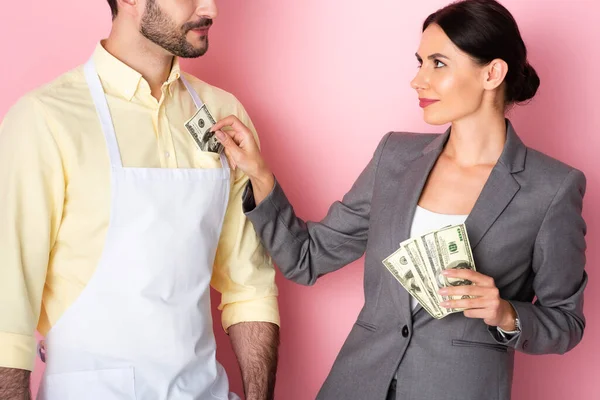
[440, 296, 499, 310]
[211, 115, 250, 138]
[439, 285, 497, 298]
[462, 309, 491, 319]
[442, 268, 496, 287]
[215, 129, 244, 167]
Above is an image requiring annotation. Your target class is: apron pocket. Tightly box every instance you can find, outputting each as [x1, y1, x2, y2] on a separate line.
[45, 367, 136, 400]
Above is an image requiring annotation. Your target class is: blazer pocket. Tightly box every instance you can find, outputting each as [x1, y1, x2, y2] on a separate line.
[44, 367, 136, 399]
[355, 320, 378, 332]
[452, 339, 508, 353]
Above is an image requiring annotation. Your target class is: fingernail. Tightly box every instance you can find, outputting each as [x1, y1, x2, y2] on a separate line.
[215, 130, 225, 140]
[442, 270, 451, 276]
[438, 288, 448, 295]
[440, 301, 449, 307]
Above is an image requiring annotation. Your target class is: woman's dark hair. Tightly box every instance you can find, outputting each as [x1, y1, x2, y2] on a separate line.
[107, 0, 118, 19]
[424, 0, 540, 104]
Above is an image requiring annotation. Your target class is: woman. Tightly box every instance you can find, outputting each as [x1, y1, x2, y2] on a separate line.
[213, 0, 587, 399]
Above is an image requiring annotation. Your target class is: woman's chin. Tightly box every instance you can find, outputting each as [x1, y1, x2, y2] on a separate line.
[422, 112, 451, 126]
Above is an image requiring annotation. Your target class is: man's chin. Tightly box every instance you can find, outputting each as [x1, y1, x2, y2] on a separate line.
[178, 39, 209, 58]
[179, 32, 206, 51]
[177, 44, 209, 59]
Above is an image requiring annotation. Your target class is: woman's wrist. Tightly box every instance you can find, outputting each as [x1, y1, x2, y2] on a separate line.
[498, 300, 518, 331]
[249, 170, 275, 205]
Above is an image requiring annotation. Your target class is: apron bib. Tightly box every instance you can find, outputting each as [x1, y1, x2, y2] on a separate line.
[37, 58, 238, 400]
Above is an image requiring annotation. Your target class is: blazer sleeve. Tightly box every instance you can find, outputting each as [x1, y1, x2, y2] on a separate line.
[488, 168, 588, 355]
[242, 133, 392, 286]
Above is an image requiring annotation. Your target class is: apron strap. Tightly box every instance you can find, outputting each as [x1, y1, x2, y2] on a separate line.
[219, 152, 230, 171]
[84, 58, 124, 169]
[180, 74, 205, 109]
[181, 74, 230, 171]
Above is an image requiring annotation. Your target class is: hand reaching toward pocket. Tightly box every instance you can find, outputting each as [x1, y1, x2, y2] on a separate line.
[212, 116, 275, 204]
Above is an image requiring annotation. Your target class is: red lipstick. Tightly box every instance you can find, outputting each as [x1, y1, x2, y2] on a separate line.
[419, 98, 439, 108]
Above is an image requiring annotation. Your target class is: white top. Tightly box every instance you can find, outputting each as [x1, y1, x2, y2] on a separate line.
[408, 206, 468, 312]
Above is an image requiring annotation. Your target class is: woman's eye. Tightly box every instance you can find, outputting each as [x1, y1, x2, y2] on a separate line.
[434, 60, 446, 68]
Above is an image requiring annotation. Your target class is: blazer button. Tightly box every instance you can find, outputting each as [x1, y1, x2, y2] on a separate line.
[522, 340, 529, 350]
[402, 325, 409, 338]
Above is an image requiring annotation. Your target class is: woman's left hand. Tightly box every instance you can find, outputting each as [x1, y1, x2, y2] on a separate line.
[438, 269, 517, 331]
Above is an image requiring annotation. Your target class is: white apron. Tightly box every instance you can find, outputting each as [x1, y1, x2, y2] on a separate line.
[37, 58, 239, 400]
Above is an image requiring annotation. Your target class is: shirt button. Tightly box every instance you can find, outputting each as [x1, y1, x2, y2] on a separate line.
[165, 151, 171, 159]
[402, 325, 409, 338]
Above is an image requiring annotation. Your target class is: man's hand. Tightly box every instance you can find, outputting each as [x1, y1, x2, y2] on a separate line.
[0, 367, 31, 400]
[228, 322, 279, 400]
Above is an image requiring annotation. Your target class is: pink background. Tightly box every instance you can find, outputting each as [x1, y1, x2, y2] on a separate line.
[1, 1, 598, 399]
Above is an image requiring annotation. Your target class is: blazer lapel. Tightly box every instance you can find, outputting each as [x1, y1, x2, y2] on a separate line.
[386, 130, 450, 325]
[465, 120, 526, 249]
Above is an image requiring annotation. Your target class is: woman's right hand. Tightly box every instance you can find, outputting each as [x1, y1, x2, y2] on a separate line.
[212, 115, 275, 204]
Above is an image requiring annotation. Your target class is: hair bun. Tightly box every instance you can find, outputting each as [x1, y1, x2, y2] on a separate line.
[511, 62, 540, 103]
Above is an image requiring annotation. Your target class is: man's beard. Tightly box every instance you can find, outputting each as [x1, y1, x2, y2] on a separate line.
[140, 0, 212, 58]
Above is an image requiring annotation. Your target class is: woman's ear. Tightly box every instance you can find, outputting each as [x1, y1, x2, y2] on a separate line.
[483, 58, 509, 91]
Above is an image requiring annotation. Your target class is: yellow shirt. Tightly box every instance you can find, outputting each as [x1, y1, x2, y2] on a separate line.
[0, 43, 279, 371]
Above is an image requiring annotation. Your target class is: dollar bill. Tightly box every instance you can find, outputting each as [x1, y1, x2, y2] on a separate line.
[414, 233, 450, 315]
[401, 238, 445, 318]
[383, 223, 477, 319]
[431, 224, 477, 310]
[382, 246, 443, 319]
[418, 224, 476, 315]
[184, 104, 224, 154]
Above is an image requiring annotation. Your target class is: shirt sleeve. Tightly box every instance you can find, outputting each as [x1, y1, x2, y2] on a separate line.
[210, 99, 279, 332]
[0, 95, 65, 370]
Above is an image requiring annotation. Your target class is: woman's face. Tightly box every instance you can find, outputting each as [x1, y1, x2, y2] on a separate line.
[411, 24, 488, 125]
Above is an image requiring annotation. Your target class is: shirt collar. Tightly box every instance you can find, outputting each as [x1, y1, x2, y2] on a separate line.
[166, 57, 181, 97]
[92, 42, 182, 101]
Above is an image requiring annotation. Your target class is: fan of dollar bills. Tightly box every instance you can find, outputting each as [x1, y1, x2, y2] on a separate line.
[382, 223, 476, 319]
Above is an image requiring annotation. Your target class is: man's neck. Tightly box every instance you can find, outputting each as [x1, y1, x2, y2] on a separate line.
[103, 23, 174, 100]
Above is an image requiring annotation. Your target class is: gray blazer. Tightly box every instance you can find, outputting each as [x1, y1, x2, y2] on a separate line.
[243, 120, 587, 400]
